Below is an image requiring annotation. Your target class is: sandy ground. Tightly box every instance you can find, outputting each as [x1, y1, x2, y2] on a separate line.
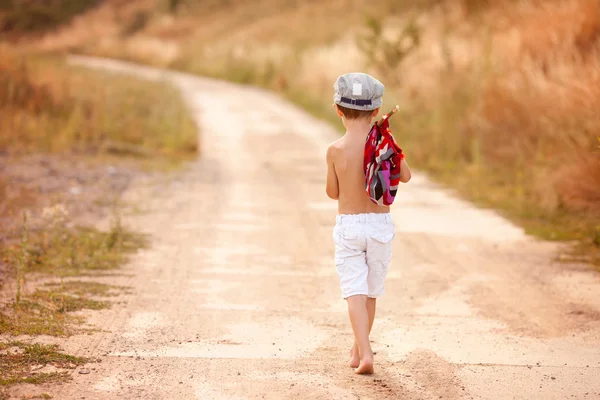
[32, 57, 600, 399]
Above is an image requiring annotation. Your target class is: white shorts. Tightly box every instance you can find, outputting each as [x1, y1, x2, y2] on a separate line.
[333, 213, 395, 299]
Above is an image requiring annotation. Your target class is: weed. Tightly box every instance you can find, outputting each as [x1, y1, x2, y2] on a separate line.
[15, 213, 29, 306]
[121, 11, 149, 37]
[166, 0, 184, 14]
[357, 16, 421, 86]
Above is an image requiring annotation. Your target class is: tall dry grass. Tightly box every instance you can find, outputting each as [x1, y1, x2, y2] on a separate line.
[391, 0, 600, 258]
[0, 48, 197, 158]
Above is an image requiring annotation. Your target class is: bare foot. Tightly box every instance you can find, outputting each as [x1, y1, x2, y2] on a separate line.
[355, 357, 374, 375]
[349, 345, 360, 368]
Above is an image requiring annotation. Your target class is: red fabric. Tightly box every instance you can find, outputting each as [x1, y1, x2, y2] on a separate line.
[364, 117, 404, 206]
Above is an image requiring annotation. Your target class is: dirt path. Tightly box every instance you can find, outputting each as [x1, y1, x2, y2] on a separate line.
[51, 57, 600, 400]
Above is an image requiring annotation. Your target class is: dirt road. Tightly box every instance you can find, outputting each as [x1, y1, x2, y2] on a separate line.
[53, 57, 600, 400]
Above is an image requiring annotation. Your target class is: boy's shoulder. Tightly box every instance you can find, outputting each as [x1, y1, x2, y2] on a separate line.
[326, 138, 344, 161]
[327, 138, 344, 152]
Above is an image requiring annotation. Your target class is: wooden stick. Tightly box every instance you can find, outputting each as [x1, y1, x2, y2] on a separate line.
[377, 105, 400, 126]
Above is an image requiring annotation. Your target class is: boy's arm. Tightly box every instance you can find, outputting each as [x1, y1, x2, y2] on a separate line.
[325, 146, 339, 200]
[399, 159, 412, 183]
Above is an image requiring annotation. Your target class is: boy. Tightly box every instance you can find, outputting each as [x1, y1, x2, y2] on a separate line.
[326, 73, 411, 375]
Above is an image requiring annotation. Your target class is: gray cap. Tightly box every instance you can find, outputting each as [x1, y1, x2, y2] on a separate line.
[333, 72, 384, 111]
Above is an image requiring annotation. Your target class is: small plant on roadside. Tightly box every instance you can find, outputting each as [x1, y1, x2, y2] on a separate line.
[121, 11, 149, 37]
[14, 212, 30, 307]
[166, 0, 183, 13]
[356, 16, 421, 85]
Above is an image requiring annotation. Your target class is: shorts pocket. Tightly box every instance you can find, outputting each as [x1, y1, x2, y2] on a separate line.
[334, 225, 361, 242]
[367, 225, 395, 267]
[370, 231, 395, 244]
[341, 229, 360, 240]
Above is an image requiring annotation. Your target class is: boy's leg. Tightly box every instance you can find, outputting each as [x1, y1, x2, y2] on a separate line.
[347, 294, 374, 374]
[367, 297, 377, 330]
[350, 298, 376, 367]
[333, 217, 371, 372]
[358, 216, 393, 373]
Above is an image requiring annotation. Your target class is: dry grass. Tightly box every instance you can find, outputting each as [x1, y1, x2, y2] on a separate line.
[388, 0, 600, 264]
[0, 47, 197, 159]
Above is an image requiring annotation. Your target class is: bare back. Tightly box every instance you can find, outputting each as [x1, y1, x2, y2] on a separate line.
[330, 135, 390, 215]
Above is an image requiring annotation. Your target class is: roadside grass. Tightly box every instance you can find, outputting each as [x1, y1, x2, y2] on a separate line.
[0, 211, 140, 393]
[21, 219, 147, 278]
[0, 213, 144, 337]
[0, 48, 198, 163]
[0, 287, 108, 337]
[0, 342, 87, 388]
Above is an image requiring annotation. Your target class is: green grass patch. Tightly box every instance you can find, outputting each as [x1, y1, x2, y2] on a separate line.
[29, 289, 109, 313]
[9, 217, 148, 278]
[20, 394, 53, 400]
[0, 285, 115, 336]
[0, 342, 87, 389]
[0, 280, 132, 336]
[1, 301, 77, 337]
[0, 281, 126, 336]
[43, 281, 131, 297]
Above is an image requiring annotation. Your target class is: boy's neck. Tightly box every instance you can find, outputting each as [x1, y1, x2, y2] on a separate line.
[344, 118, 373, 138]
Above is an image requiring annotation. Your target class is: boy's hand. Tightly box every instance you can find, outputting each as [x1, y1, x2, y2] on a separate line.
[399, 159, 412, 183]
